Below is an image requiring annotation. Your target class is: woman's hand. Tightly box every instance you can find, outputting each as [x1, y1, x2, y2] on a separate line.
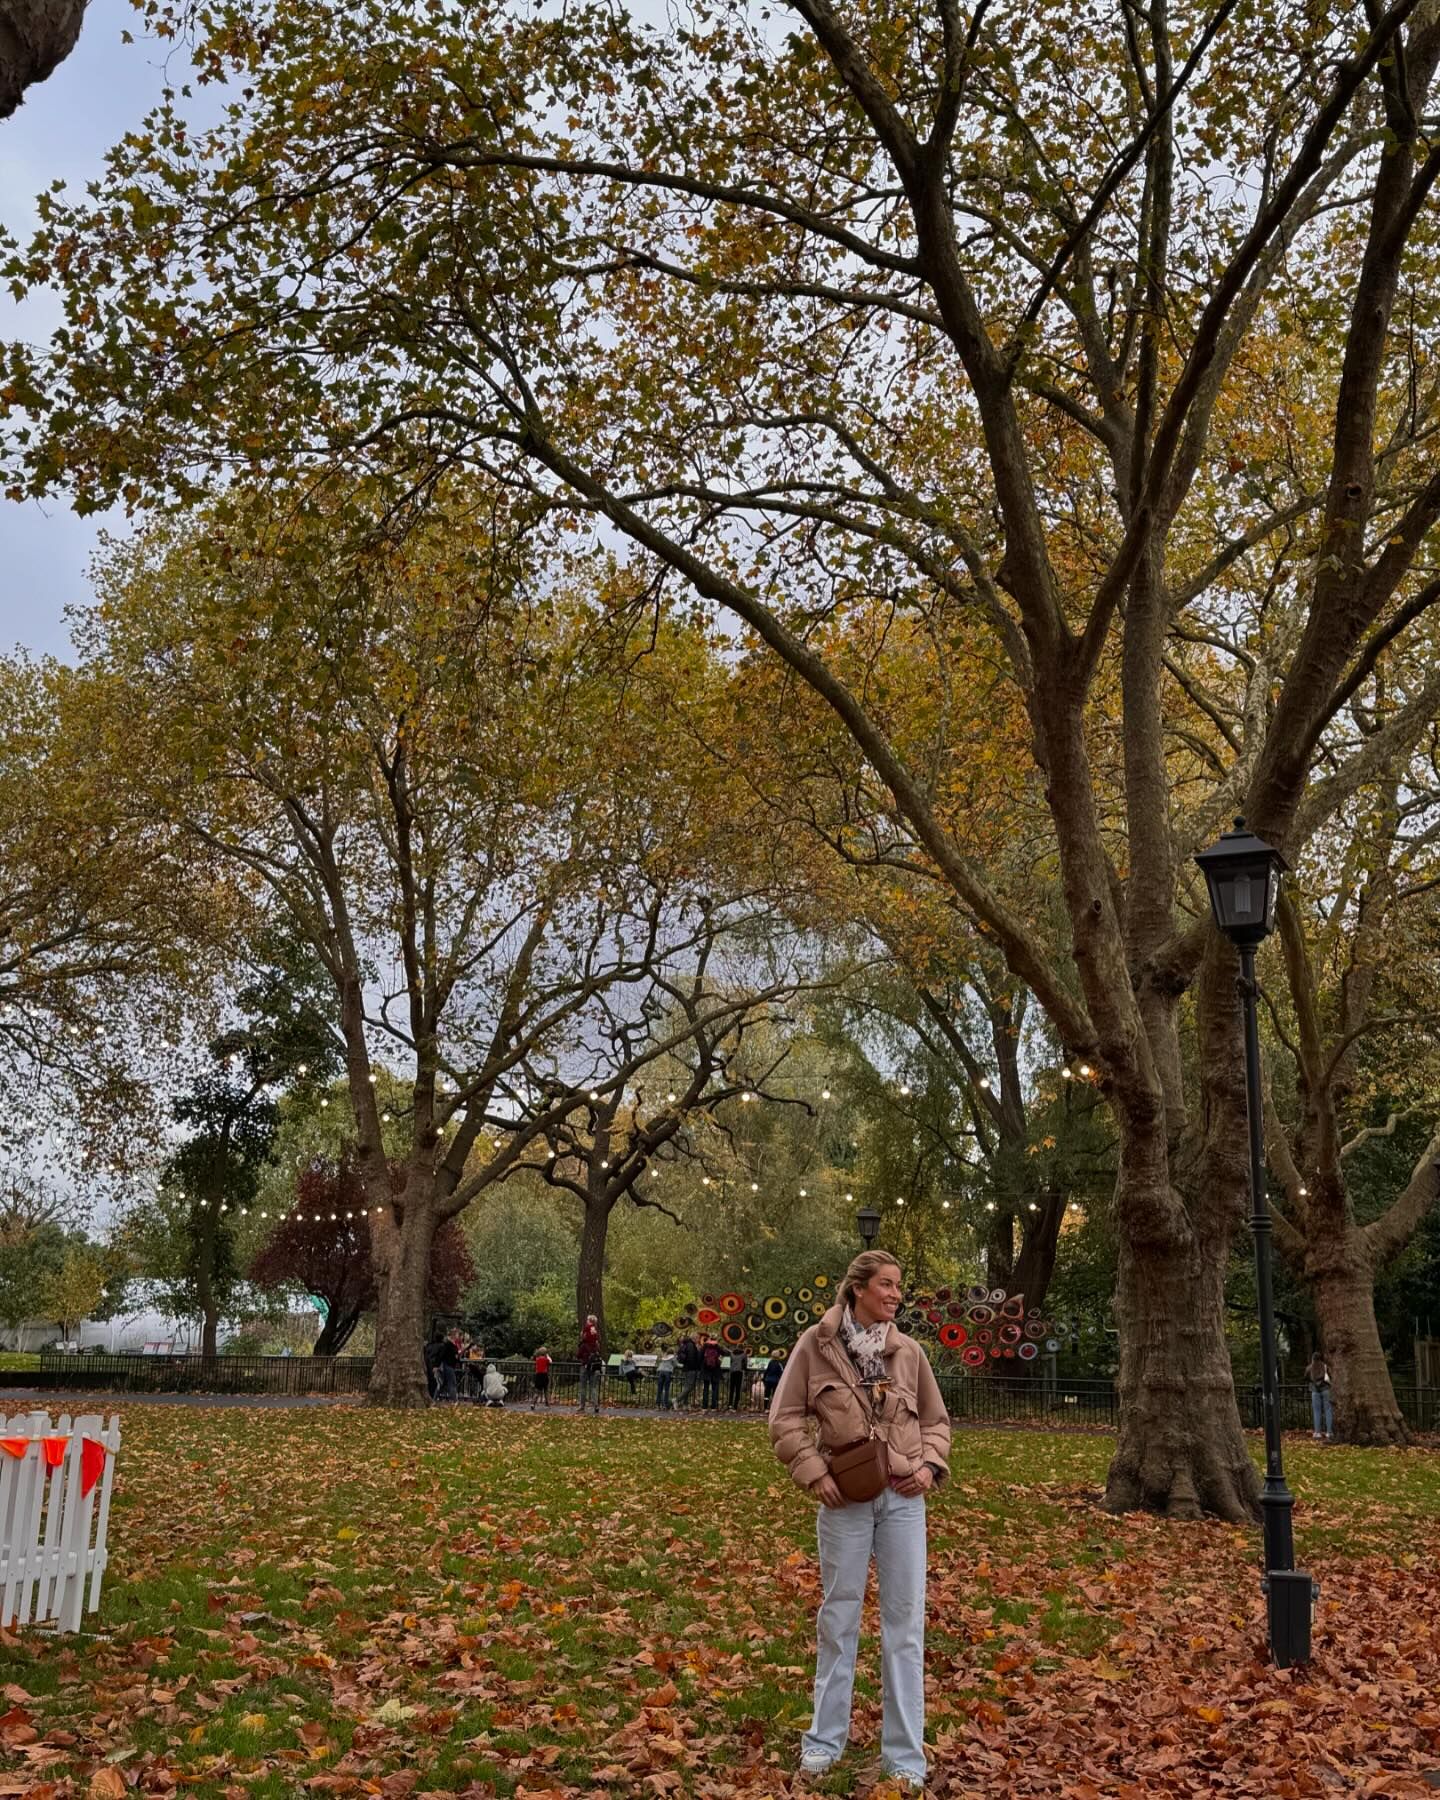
[811, 1473, 847, 1509]
[891, 1465, 935, 1498]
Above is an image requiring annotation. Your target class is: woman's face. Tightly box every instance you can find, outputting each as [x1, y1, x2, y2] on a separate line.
[853, 1262, 904, 1324]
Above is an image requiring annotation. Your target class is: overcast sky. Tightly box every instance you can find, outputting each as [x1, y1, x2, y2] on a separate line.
[2, 0, 180, 663]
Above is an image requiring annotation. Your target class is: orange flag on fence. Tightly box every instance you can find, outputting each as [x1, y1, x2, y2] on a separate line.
[42, 1437, 67, 1468]
[0, 1438, 26, 1459]
[80, 1438, 106, 1499]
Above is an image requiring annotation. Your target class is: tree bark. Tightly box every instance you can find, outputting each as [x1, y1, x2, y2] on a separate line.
[0, 0, 86, 120]
[1309, 1229, 1407, 1446]
[1011, 1186, 1065, 1316]
[577, 1197, 610, 1345]
[367, 1191, 435, 1406]
[311, 1308, 360, 1357]
[1105, 1221, 1261, 1521]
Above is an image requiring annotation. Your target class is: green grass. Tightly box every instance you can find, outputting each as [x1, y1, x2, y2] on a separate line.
[0, 1410, 1435, 1796]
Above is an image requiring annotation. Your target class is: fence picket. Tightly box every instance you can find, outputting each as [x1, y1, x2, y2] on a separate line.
[0, 1411, 121, 1633]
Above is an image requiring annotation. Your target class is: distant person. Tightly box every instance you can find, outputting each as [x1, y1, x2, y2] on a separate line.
[482, 1362, 508, 1407]
[653, 1346, 675, 1411]
[763, 1353, 784, 1411]
[769, 1250, 949, 1788]
[675, 1331, 701, 1409]
[1307, 1350, 1334, 1440]
[464, 1339, 486, 1402]
[532, 1345, 553, 1408]
[726, 1344, 748, 1409]
[578, 1314, 604, 1414]
[424, 1329, 445, 1398]
[620, 1348, 641, 1397]
[428, 1328, 459, 1402]
[700, 1335, 723, 1410]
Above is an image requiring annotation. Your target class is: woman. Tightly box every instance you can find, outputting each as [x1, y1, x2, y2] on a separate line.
[1307, 1349, 1334, 1440]
[653, 1346, 675, 1411]
[769, 1251, 950, 1789]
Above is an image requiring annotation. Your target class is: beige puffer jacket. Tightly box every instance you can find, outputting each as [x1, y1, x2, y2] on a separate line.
[768, 1304, 951, 1491]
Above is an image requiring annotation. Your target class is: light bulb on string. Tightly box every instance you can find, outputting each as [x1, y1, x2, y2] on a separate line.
[750, 1182, 758, 1192]
[821, 1089, 831, 1100]
[900, 1084, 911, 1097]
[667, 1092, 677, 1103]
[942, 1200, 950, 1210]
[986, 1201, 996, 1211]
[1061, 1068, 1073, 1081]
[799, 1187, 807, 1198]
[896, 1198, 905, 1207]
[1079, 1064, 1092, 1077]
[979, 1076, 991, 1091]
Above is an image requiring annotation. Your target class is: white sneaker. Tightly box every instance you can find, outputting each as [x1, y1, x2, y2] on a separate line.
[800, 1751, 836, 1774]
[881, 1774, 925, 1794]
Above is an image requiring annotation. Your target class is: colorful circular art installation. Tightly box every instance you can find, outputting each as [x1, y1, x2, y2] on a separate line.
[721, 1320, 745, 1346]
[696, 1307, 721, 1326]
[938, 1323, 968, 1348]
[764, 1296, 788, 1321]
[813, 1275, 830, 1290]
[963, 1344, 987, 1367]
[797, 1286, 813, 1302]
[1018, 1342, 1039, 1361]
[746, 1313, 766, 1334]
[792, 1308, 811, 1326]
[719, 1292, 746, 1315]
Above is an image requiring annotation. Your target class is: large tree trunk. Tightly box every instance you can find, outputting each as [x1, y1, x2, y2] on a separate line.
[1105, 1221, 1261, 1521]
[367, 1194, 435, 1406]
[1309, 1230, 1407, 1445]
[312, 1308, 361, 1357]
[577, 1197, 609, 1343]
[0, 0, 87, 119]
[195, 1209, 220, 1359]
[1011, 1186, 1064, 1315]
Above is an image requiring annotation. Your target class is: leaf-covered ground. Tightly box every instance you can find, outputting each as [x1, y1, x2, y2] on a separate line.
[1, 1407, 1437, 1798]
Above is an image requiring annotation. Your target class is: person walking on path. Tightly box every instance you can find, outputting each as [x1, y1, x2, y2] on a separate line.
[1307, 1350, 1334, 1440]
[675, 1332, 701, 1409]
[762, 1352, 784, 1411]
[769, 1250, 950, 1791]
[700, 1335, 723, 1410]
[654, 1347, 675, 1411]
[578, 1315, 604, 1414]
[532, 1345, 552, 1408]
[726, 1344, 748, 1409]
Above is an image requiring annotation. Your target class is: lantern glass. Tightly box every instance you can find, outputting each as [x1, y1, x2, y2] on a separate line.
[856, 1205, 881, 1247]
[1195, 819, 1287, 946]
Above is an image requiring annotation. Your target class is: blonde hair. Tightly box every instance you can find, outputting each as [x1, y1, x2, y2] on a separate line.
[838, 1250, 903, 1312]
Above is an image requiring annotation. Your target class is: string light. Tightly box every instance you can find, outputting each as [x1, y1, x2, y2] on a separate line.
[986, 1202, 996, 1211]
[1079, 1064, 1092, 1077]
[942, 1200, 950, 1209]
[741, 1091, 753, 1103]
[750, 1181, 759, 1192]
[979, 1077, 991, 1091]
[821, 1089, 831, 1100]
[799, 1188, 807, 1198]
[667, 1092, 678, 1103]
[900, 1084, 911, 1097]
[1061, 1068, 1073, 1081]
[895, 1198, 905, 1207]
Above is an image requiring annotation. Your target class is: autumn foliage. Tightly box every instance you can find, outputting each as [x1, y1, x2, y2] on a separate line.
[248, 1161, 474, 1355]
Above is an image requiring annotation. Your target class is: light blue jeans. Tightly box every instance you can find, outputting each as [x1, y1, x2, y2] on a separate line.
[1310, 1385, 1334, 1436]
[803, 1487, 927, 1780]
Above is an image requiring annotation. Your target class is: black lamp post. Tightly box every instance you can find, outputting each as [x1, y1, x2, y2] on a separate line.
[856, 1205, 881, 1249]
[1195, 817, 1314, 1668]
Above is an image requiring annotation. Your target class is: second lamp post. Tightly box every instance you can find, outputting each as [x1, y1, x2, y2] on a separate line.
[1195, 817, 1315, 1668]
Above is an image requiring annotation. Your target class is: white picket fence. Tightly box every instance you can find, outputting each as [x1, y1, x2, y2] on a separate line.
[0, 1411, 120, 1632]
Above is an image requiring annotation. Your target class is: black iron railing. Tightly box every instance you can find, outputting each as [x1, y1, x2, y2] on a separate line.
[25, 1352, 1439, 1436]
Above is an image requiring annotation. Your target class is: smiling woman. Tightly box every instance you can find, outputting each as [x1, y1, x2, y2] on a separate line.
[768, 1252, 951, 1789]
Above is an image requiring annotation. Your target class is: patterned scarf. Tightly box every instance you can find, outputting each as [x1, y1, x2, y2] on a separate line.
[841, 1305, 891, 1386]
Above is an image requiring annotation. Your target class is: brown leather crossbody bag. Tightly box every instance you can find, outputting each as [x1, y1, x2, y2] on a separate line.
[828, 1434, 890, 1502]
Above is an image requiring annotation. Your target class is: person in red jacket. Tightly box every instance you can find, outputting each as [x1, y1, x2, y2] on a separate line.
[578, 1315, 603, 1414]
[532, 1345, 553, 1408]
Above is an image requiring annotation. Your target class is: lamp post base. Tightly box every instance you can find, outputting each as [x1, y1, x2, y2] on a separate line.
[1264, 1569, 1316, 1668]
